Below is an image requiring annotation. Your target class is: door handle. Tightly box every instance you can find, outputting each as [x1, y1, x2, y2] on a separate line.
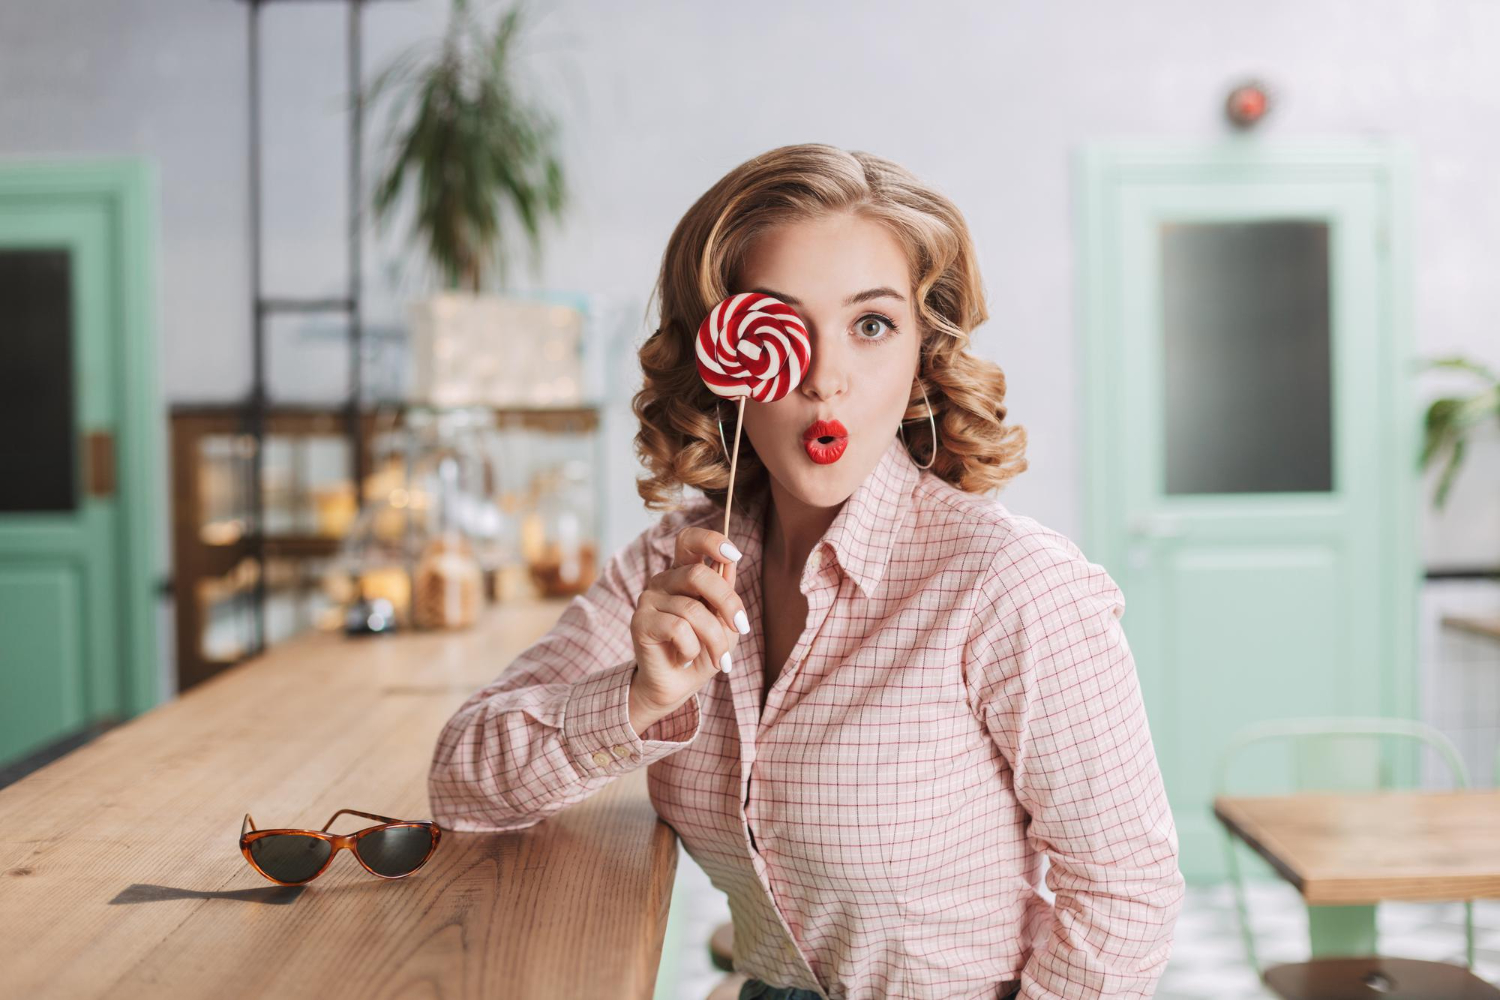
[84, 429, 115, 498]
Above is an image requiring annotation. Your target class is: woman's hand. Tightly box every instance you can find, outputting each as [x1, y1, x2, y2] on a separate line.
[627, 526, 749, 734]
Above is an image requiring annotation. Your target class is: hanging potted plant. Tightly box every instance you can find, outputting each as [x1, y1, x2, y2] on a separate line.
[365, 0, 570, 408]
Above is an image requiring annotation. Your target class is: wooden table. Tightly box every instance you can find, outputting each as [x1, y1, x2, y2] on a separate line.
[0, 599, 679, 999]
[1214, 790, 1500, 956]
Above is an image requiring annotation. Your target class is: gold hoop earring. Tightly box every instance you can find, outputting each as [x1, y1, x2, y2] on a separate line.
[898, 379, 937, 470]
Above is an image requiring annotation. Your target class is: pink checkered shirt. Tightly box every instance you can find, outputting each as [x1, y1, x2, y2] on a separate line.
[428, 436, 1184, 999]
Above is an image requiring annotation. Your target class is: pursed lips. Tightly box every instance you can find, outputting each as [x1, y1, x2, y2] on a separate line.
[802, 418, 848, 444]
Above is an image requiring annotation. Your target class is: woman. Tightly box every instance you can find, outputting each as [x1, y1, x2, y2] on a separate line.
[428, 144, 1184, 1000]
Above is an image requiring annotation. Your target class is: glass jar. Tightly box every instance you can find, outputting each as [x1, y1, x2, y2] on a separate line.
[327, 406, 507, 630]
[411, 529, 483, 629]
[524, 458, 597, 598]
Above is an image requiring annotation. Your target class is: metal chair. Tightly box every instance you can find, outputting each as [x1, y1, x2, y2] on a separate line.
[1215, 717, 1496, 999]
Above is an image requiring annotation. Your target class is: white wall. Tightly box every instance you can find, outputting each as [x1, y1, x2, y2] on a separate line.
[1, 0, 1497, 566]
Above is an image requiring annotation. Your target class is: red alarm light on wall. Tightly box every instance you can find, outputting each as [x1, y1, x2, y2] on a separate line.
[1225, 80, 1271, 128]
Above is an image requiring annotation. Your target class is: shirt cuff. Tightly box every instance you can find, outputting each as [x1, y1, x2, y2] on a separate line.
[562, 659, 702, 778]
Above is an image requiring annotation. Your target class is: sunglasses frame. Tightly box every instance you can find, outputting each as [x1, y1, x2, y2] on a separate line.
[239, 808, 442, 886]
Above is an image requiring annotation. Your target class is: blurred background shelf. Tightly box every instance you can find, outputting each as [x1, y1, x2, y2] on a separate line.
[169, 401, 602, 691]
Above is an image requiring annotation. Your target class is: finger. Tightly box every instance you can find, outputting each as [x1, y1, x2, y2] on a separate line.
[633, 601, 702, 666]
[722, 555, 738, 594]
[711, 549, 742, 588]
[670, 616, 705, 668]
[666, 562, 748, 637]
[674, 525, 743, 573]
[640, 592, 738, 672]
[704, 552, 733, 584]
[660, 594, 735, 672]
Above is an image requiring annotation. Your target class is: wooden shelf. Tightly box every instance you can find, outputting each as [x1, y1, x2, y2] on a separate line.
[170, 407, 386, 692]
[169, 401, 602, 434]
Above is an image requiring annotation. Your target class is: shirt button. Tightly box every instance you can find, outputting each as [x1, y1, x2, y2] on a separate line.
[610, 744, 630, 758]
[591, 750, 612, 767]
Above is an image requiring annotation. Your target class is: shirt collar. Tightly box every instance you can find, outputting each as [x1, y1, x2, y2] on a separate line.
[654, 435, 923, 599]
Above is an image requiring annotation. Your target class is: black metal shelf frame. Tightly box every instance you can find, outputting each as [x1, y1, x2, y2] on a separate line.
[240, 0, 383, 655]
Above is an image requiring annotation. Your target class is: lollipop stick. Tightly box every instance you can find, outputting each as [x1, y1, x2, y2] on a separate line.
[718, 395, 747, 580]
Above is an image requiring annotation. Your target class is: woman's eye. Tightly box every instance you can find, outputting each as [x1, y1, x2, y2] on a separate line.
[855, 314, 897, 342]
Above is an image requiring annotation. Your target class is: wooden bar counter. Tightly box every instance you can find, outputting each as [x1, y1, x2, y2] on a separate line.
[0, 599, 679, 999]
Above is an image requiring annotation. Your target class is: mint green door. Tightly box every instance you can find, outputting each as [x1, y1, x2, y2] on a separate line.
[0, 161, 162, 768]
[1077, 143, 1418, 882]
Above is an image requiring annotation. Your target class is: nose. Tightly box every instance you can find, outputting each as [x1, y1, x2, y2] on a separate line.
[798, 326, 847, 402]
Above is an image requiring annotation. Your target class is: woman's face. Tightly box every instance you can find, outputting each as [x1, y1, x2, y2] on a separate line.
[732, 210, 922, 509]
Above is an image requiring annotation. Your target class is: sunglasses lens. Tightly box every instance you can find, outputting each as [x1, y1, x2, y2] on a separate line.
[357, 826, 434, 876]
[249, 834, 332, 883]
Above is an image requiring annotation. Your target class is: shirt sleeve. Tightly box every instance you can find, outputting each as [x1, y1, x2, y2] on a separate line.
[962, 526, 1185, 1000]
[427, 517, 705, 833]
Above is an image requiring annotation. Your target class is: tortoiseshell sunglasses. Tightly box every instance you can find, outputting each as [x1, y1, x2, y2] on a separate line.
[239, 809, 442, 885]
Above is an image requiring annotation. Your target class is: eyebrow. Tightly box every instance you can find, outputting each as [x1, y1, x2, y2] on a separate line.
[750, 286, 905, 308]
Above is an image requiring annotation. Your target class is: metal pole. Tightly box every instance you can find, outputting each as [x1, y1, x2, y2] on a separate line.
[347, 0, 366, 509]
[247, 0, 268, 657]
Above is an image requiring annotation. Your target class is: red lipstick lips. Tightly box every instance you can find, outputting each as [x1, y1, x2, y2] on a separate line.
[802, 418, 849, 465]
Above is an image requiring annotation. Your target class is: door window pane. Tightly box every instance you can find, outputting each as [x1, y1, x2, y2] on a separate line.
[1160, 220, 1333, 494]
[0, 250, 75, 512]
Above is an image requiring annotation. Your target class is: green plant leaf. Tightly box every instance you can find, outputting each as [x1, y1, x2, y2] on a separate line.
[362, 0, 567, 292]
[1433, 434, 1466, 510]
[1419, 355, 1500, 382]
[1414, 354, 1500, 509]
[1420, 397, 1461, 468]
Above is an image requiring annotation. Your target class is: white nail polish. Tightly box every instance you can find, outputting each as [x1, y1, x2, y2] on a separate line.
[734, 609, 750, 634]
[720, 651, 732, 673]
[720, 541, 743, 562]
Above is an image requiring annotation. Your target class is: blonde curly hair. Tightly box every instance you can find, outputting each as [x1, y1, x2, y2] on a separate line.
[632, 143, 1027, 511]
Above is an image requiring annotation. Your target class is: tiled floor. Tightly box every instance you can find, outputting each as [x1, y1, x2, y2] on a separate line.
[1156, 881, 1500, 1000]
[660, 843, 1500, 1000]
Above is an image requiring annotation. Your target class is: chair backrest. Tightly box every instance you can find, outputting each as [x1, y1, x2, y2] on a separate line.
[1213, 716, 1470, 798]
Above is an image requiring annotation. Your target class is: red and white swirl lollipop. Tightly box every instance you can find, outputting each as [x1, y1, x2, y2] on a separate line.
[696, 292, 811, 403]
[695, 291, 813, 583]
